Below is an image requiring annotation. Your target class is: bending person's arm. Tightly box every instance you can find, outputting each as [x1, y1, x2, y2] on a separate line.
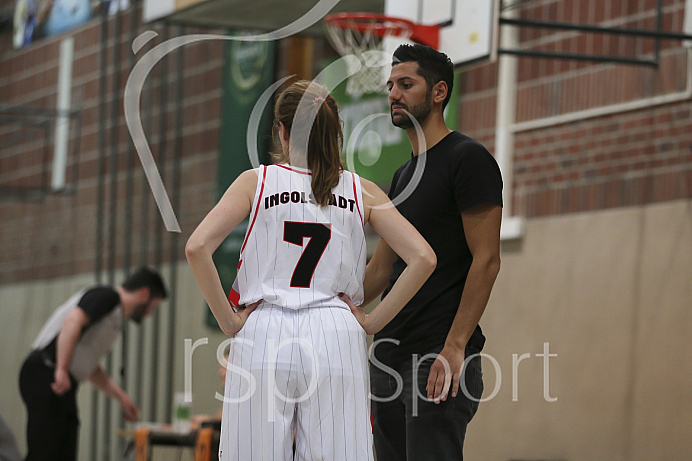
[89, 366, 140, 421]
[186, 169, 259, 335]
[346, 179, 436, 335]
[52, 306, 89, 395]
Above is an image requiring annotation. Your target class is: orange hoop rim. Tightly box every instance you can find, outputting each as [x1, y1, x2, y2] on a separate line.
[325, 13, 416, 38]
[325, 12, 440, 49]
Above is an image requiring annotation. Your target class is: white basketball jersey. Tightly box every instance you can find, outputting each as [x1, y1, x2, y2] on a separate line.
[230, 164, 366, 310]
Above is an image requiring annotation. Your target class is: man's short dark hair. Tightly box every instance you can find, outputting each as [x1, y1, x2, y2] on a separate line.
[122, 267, 168, 299]
[392, 44, 455, 110]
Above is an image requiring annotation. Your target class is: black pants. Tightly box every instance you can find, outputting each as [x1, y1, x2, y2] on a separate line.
[370, 345, 484, 461]
[19, 351, 79, 461]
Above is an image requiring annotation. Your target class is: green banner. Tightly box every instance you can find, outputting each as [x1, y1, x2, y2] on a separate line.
[208, 34, 275, 328]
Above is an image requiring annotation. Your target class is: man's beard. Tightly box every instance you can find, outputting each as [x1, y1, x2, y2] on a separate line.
[391, 91, 432, 129]
[130, 302, 148, 324]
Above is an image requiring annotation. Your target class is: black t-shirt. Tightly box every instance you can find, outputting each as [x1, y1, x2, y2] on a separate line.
[43, 286, 121, 362]
[374, 131, 503, 368]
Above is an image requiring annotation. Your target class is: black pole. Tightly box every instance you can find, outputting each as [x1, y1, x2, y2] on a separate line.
[95, 0, 110, 285]
[40, 119, 52, 194]
[70, 109, 83, 195]
[121, 0, 141, 422]
[149, 22, 171, 421]
[115, 1, 139, 455]
[134, 14, 154, 417]
[499, 17, 692, 42]
[107, 0, 123, 287]
[101, 4, 125, 459]
[165, 25, 185, 423]
[497, 48, 659, 67]
[90, 6, 109, 461]
[653, 0, 663, 64]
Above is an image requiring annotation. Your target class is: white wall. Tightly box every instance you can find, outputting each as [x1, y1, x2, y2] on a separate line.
[2, 199, 691, 460]
[466, 199, 692, 460]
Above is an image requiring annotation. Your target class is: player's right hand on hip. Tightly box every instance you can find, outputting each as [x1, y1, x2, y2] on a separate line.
[231, 299, 261, 334]
[51, 368, 72, 395]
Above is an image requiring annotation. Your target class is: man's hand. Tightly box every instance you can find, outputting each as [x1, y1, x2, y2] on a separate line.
[89, 366, 141, 421]
[51, 368, 72, 395]
[119, 395, 140, 422]
[426, 345, 465, 403]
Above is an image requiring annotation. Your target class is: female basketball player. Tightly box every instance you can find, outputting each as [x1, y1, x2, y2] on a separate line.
[186, 80, 435, 461]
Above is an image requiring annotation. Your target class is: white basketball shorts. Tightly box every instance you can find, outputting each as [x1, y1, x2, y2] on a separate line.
[218, 303, 373, 461]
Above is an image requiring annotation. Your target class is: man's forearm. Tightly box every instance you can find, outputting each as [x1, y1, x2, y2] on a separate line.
[89, 367, 126, 402]
[445, 255, 501, 350]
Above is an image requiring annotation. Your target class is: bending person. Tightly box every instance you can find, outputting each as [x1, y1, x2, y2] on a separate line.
[19, 267, 167, 461]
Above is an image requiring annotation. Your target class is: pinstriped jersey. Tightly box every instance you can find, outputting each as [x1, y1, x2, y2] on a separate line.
[230, 164, 367, 310]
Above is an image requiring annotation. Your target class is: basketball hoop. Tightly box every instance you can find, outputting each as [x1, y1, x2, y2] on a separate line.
[325, 13, 440, 97]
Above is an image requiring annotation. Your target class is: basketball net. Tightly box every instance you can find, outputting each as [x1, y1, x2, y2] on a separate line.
[325, 14, 417, 97]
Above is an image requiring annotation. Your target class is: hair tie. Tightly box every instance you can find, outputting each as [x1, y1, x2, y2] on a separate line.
[312, 96, 326, 106]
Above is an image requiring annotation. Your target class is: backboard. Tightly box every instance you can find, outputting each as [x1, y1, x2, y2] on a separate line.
[384, 0, 499, 68]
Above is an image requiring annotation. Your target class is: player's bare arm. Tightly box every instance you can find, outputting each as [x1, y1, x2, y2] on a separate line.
[89, 366, 140, 421]
[361, 238, 398, 306]
[52, 306, 89, 395]
[186, 169, 260, 335]
[427, 203, 502, 403]
[344, 178, 436, 335]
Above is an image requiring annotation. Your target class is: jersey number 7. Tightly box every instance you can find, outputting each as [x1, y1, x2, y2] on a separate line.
[283, 222, 331, 288]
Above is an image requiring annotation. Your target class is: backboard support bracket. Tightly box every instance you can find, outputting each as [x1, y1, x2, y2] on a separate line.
[498, 1, 692, 68]
[0, 104, 82, 201]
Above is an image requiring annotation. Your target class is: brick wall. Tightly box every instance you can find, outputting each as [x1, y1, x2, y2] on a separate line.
[0, 5, 224, 284]
[2, 0, 691, 284]
[459, 0, 691, 218]
[513, 101, 691, 216]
